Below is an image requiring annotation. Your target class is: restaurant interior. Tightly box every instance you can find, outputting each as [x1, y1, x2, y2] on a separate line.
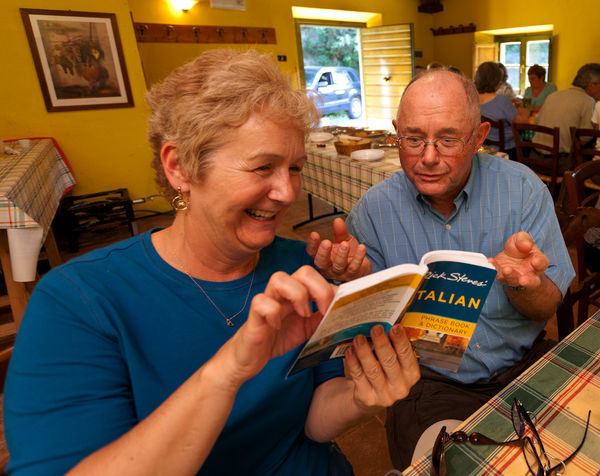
[1, 0, 599, 475]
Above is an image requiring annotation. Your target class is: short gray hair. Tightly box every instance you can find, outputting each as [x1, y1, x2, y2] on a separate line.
[572, 63, 600, 88]
[397, 69, 480, 129]
[146, 49, 319, 201]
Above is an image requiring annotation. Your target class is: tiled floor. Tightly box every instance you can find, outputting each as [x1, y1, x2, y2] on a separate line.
[0, 190, 584, 476]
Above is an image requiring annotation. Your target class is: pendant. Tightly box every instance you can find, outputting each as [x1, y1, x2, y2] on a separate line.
[226, 319, 235, 327]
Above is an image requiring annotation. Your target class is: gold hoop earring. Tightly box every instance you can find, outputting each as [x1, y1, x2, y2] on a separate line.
[171, 186, 188, 211]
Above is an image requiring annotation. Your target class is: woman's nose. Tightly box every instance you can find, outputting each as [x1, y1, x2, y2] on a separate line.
[269, 171, 297, 203]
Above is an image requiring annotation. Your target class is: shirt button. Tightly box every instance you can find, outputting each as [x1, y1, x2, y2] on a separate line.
[445, 224, 451, 230]
[475, 343, 481, 349]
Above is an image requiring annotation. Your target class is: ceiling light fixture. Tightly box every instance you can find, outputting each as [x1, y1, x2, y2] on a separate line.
[169, 0, 198, 12]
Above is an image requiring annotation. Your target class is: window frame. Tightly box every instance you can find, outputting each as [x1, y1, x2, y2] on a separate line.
[495, 32, 552, 95]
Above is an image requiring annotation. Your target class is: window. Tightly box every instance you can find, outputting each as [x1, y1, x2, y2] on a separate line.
[497, 33, 551, 95]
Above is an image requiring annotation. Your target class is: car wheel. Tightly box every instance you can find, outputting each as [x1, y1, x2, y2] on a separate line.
[347, 96, 362, 119]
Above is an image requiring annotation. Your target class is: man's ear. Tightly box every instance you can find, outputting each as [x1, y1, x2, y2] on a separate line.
[160, 142, 190, 192]
[473, 121, 491, 150]
[392, 119, 398, 134]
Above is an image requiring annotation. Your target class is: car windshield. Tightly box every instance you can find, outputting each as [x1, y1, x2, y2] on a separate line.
[304, 68, 319, 86]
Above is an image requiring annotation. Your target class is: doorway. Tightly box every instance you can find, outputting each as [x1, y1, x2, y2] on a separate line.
[296, 22, 366, 127]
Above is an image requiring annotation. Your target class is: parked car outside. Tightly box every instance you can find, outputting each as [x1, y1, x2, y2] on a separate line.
[304, 66, 363, 119]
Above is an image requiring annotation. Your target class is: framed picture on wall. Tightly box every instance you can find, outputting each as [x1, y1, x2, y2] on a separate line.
[210, 0, 245, 11]
[20, 9, 134, 112]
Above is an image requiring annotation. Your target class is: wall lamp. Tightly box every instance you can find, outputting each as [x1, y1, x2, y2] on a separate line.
[169, 0, 198, 12]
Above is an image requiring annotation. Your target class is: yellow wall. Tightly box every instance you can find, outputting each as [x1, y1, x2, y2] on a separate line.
[0, 0, 161, 206]
[431, 0, 600, 88]
[1, 0, 434, 205]
[5, 0, 595, 203]
[129, 0, 435, 87]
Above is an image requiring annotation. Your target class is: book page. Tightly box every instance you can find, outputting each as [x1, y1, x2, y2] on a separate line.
[287, 266, 425, 376]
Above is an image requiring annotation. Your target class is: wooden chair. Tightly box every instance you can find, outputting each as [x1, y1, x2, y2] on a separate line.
[481, 115, 505, 152]
[512, 123, 562, 199]
[556, 160, 600, 337]
[569, 127, 600, 192]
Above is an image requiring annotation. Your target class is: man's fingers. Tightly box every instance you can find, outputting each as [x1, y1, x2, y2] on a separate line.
[313, 240, 333, 271]
[330, 242, 350, 274]
[346, 244, 368, 276]
[306, 232, 321, 257]
[332, 217, 351, 244]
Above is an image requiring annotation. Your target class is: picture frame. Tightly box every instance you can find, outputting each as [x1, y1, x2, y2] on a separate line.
[210, 0, 246, 11]
[20, 9, 134, 112]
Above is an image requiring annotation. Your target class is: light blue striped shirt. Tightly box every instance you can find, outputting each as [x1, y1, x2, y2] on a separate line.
[347, 153, 575, 384]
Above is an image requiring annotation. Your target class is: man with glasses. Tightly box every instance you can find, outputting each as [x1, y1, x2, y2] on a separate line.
[311, 68, 575, 471]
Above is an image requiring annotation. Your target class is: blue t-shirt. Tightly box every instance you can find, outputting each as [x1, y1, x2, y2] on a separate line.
[480, 94, 518, 150]
[346, 153, 575, 384]
[4, 232, 342, 475]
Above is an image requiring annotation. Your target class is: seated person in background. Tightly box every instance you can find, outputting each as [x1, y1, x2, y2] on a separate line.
[496, 62, 517, 100]
[312, 68, 575, 471]
[592, 101, 600, 150]
[535, 63, 600, 161]
[523, 64, 557, 113]
[3, 49, 420, 476]
[584, 196, 600, 272]
[475, 61, 530, 160]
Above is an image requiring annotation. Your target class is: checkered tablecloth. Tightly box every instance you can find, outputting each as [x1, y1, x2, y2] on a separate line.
[403, 310, 600, 476]
[0, 138, 75, 231]
[303, 143, 400, 214]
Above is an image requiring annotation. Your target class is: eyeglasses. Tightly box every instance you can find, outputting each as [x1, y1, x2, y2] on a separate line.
[431, 400, 591, 476]
[512, 398, 591, 476]
[431, 426, 523, 476]
[396, 133, 473, 157]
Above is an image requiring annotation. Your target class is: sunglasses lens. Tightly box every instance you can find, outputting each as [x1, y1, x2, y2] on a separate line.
[523, 438, 543, 475]
[431, 427, 447, 476]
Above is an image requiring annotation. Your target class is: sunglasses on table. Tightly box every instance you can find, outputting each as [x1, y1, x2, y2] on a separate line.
[431, 398, 591, 476]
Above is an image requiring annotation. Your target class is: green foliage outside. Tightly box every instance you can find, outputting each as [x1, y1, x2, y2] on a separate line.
[300, 25, 359, 70]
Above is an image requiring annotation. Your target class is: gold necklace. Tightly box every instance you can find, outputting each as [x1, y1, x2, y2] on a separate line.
[181, 265, 256, 327]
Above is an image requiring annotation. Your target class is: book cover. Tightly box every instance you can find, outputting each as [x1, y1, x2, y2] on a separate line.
[287, 250, 496, 376]
[400, 251, 497, 372]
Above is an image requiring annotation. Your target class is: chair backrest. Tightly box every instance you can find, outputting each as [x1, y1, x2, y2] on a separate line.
[569, 127, 600, 167]
[511, 122, 561, 198]
[481, 115, 505, 152]
[558, 160, 600, 334]
[563, 159, 600, 273]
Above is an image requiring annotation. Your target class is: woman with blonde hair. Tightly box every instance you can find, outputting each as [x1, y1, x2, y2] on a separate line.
[4, 49, 419, 475]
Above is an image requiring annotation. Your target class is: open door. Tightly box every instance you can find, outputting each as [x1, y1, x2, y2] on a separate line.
[473, 42, 499, 78]
[360, 24, 414, 130]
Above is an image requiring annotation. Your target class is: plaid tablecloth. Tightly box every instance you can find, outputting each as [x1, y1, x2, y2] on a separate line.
[303, 143, 400, 214]
[0, 138, 75, 231]
[403, 310, 600, 476]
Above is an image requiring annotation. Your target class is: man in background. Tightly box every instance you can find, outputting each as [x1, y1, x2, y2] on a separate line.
[534, 63, 600, 156]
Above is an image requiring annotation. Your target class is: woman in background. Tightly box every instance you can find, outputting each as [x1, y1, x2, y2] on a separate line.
[476, 61, 529, 160]
[524, 64, 557, 112]
[496, 62, 517, 100]
[3, 49, 419, 476]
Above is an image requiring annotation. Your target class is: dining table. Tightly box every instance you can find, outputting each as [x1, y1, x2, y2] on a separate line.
[402, 309, 600, 475]
[300, 141, 400, 224]
[0, 137, 76, 334]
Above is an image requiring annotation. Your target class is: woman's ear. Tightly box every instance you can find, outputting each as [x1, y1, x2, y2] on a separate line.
[160, 142, 190, 192]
